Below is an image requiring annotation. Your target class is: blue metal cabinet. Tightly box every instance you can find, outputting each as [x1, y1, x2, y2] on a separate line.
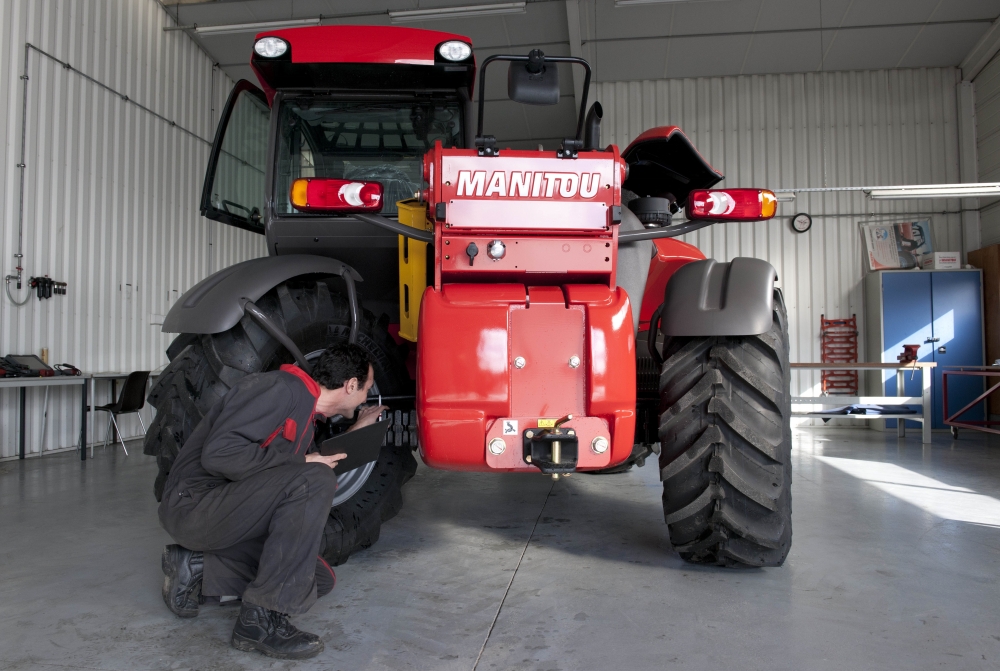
[865, 269, 984, 429]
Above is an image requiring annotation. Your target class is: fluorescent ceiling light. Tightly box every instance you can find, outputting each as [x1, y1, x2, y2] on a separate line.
[865, 183, 1000, 200]
[615, 0, 714, 6]
[195, 18, 321, 36]
[389, 2, 526, 23]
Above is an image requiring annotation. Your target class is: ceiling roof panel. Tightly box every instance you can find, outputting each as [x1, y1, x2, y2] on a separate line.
[591, 1, 676, 40]
[665, 33, 754, 79]
[931, 0, 1000, 21]
[593, 39, 671, 82]
[740, 30, 823, 75]
[669, 0, 772, 35]
[833, 0, 939, 27]
[165, 0, 1000, 144]
[755, 0, 823, 31]
[896, 22, 992, 68]
[821, 25, 924, 71]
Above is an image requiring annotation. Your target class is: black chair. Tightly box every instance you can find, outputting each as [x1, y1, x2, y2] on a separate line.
[92, 371, 150, 456]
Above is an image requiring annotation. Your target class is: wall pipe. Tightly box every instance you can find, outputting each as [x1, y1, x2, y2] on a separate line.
[5, 43, 215, 306]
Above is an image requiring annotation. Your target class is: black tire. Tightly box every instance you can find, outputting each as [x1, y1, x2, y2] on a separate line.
[143, 278, 418, 566]
[657, 290, 791, 567]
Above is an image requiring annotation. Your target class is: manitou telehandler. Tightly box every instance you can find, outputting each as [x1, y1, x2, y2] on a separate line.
[146, 25, 791, 568]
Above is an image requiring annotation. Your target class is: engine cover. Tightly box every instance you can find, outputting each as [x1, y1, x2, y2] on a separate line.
[416, 283, 636, 472]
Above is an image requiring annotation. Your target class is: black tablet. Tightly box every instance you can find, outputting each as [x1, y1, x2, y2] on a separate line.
[319, 418, 391, 475]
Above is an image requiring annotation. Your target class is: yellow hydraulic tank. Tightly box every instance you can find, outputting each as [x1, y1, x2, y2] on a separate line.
[395, 199, 431, 342]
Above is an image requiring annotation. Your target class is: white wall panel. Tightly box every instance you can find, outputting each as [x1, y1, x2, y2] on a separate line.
[596, 68, 965, 410]
[0, 0, 266, 459]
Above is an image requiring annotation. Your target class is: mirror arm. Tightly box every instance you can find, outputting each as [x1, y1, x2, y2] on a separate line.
[475, 54, 594, 145]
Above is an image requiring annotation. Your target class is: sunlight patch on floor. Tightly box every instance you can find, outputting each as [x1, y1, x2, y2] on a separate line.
[816, 456, 1000, 527]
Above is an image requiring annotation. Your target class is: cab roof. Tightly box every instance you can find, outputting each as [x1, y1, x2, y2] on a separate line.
[250, 25, 475, 104]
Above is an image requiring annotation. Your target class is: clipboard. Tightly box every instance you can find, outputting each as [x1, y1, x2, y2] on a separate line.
[319, 418, 391, 475]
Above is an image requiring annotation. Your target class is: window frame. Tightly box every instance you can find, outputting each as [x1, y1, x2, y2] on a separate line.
[199, 79, 271, 233]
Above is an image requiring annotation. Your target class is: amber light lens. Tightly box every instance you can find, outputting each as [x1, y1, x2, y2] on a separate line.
[687, 189, 778, 221]
[289, 178, 383, 213]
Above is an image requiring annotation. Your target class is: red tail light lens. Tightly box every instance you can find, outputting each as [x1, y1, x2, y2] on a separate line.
[290, 178, 383, 213]
[687, 189, 777, 221]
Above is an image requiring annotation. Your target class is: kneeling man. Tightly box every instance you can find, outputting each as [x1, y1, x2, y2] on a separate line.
[158, 343, 383, 659]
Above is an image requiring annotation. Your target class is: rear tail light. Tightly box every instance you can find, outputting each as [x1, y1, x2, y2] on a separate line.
[290, 179, 383, 213]
[687, 189, 777, 221]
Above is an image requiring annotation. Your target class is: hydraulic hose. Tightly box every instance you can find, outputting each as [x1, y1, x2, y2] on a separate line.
[354, 213, 435, 243]
[241, 299, 312, 375]
[618, 220, 716, 242]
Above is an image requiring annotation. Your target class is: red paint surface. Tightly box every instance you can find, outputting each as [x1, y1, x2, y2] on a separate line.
[255, 25, 471, 66]
[622, 125, 719, 175]
[417, 284, 635, 471]
[440, 234, 614, 285]
[425, 144, 624, 235]
[637, 238, 705, 329]
[250, 25, 475, 103]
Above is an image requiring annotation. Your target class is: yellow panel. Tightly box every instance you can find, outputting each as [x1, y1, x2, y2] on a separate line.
[396, 199, 431, 342]
[537, 418, 557, 428]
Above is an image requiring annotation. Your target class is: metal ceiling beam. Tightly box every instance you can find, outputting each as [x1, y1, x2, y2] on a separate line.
[961, 14, 1000, 82]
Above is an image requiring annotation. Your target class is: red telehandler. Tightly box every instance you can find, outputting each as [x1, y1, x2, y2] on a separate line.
[145, 25, 791, 568]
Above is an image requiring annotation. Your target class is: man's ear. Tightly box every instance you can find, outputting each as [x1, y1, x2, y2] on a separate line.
[345, 377, 358, 394]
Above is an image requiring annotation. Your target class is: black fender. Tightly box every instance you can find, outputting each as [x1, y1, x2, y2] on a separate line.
[162, 254, 362, 335]
[659, 257, 776, 337]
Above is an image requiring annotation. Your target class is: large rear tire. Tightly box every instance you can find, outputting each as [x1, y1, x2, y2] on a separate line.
[657, 290, 791, 567]
[143, 278, 418, 566]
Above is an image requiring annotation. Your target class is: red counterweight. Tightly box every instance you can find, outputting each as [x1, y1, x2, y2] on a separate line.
[415, 143, 636, 472]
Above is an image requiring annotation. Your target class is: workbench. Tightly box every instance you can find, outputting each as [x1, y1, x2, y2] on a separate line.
[791, 362, 936, 444]
[0, 376, 89, 460]
[1, 371, 158, 461]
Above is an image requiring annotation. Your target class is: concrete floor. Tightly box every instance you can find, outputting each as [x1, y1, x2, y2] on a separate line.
[1, 428, 999, 671]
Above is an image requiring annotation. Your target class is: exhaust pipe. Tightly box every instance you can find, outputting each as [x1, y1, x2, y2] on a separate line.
[583, 102, 603, 150]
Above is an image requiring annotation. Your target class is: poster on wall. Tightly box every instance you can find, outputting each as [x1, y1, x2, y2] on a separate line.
[860, 220, 933, 270]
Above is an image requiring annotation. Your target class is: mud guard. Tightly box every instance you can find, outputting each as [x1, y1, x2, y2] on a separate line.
[162, 254, 363, 335]
[659, 258, 776, 336]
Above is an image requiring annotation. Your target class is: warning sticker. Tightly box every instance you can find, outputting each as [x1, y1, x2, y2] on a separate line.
[537, 418, 557, 428]
[502, 420, 518, 435]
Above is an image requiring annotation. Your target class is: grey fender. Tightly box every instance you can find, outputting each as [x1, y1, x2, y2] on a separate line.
[162, 255, 362, 334]
[659, 257, 776, 336]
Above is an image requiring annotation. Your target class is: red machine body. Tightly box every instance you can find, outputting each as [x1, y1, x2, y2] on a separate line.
[416, 144, 637, 471]
[250, 25, 476, 105]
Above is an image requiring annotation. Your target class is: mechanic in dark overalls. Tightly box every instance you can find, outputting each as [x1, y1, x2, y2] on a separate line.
[158, 343, 385, 660]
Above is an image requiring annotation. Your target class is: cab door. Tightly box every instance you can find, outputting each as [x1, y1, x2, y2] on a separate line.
[199, 80, 270, 233]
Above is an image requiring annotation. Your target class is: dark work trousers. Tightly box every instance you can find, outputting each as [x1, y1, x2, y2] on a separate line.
[160, 462, 338, 615]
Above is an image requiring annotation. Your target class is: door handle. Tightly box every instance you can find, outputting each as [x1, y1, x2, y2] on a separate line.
[938, 346, 947, 354]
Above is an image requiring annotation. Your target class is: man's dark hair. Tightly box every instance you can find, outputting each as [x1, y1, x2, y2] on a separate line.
[314, 343, 372, 390]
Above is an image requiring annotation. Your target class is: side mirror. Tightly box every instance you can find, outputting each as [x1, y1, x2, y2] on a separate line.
[508, 49, 559, 105]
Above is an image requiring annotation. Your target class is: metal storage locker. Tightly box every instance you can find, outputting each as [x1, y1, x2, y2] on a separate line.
[864, 269, 985, 429]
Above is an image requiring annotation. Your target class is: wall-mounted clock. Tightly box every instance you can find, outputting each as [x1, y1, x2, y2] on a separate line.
[791, 212, 812, 233]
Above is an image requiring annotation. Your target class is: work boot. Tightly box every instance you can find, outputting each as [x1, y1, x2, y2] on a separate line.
[231, 602, 324, 660]
[161, 544, 203, 618]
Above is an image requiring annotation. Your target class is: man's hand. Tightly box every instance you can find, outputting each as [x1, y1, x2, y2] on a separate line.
[349, 404, 388, 431]
[305, 452, 347, 469]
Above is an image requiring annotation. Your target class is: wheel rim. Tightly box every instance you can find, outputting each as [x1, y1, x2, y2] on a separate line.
[303, 349, 380, 508]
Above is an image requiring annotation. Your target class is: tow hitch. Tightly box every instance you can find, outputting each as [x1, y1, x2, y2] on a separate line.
[523, 415, 578, 477]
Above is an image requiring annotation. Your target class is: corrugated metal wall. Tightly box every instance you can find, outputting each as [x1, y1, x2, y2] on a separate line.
[596, 68, 965, 405]
[0, 0, 266, 459]
[975, 54, 1000, 246]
